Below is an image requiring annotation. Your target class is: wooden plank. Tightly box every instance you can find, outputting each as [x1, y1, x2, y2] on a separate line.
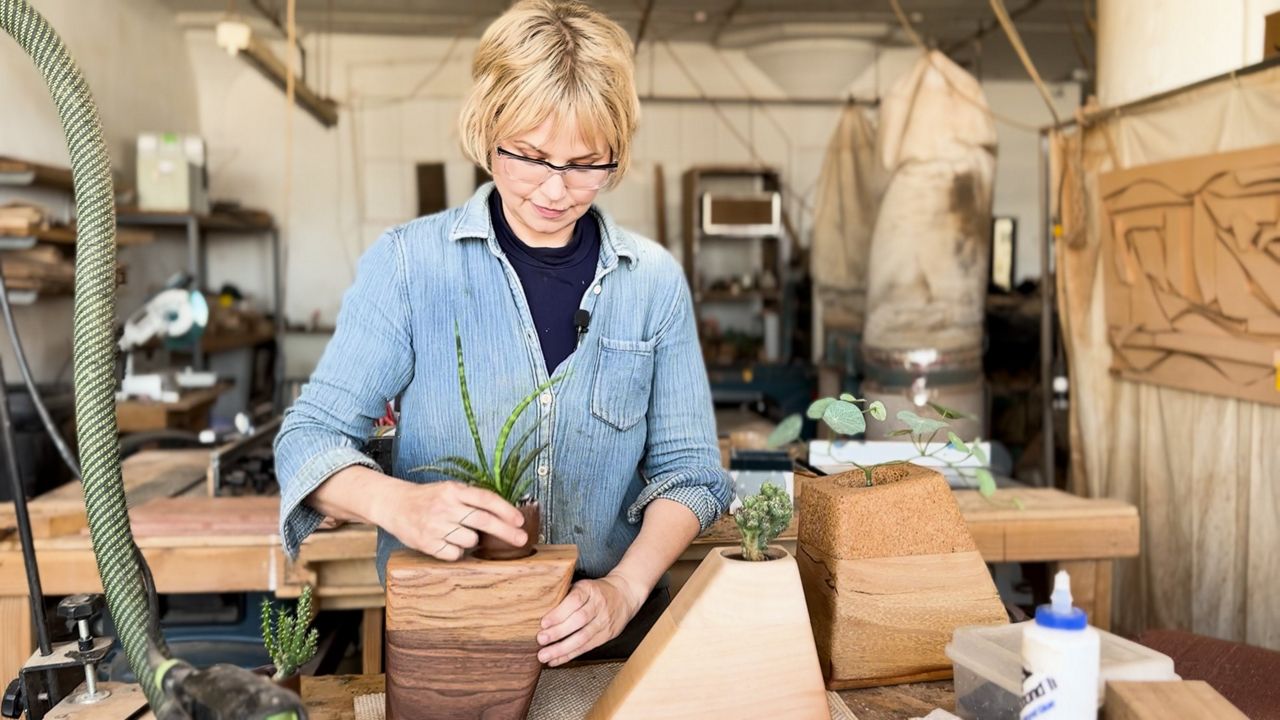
[0, 595, 31, 702]
[838, 681, 955, 720]
[0, 545, 276, 595]
[0, 156, 74, 189]
[362, 608, 384, 675]
[1106, 680, 1248, 720]
[43, 682, 150, 720]
[127, 496, 279, 537]
[1001, 515, 1140, 561]
[304, 674, 385, 720]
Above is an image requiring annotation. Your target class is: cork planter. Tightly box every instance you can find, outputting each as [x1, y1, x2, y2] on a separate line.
[797, 463, 1006, 689]
[384, 545, 578, 720]
[588, 545, 827, 719]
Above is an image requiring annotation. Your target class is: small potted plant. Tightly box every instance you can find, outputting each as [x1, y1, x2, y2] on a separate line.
[259, 585, 319, 693]
[767, 396, 1007, 689]
[411, 328, 563, 560]
[733, 481, 793, 561]
[588, 483, 827, 719]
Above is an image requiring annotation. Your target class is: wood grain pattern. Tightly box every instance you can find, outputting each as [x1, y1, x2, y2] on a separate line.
[362, 608, 384, 674]
[1106, 681, 1249, 720]
[797, 467, 1007, 689]
[798, 548, 1006, 688]
[589, 547, 827, 719]
[126, 496, 280, 537]
[0, 595, 31, 701]
[42, 682, 151, 719]
[384, 546, 576, 720]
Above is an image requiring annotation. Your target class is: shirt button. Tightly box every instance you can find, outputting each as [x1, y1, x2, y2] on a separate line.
[593, 284, 601, 295]
[539, 391, 553, 406]
[537, 464, 549, 477]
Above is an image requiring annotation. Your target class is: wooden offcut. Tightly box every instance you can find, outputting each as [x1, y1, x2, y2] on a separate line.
[1106, 681, 1248, 720]
[797, 465, 1007, 689]
[588, 546, 827, 719]
[384, 546, 577, 720]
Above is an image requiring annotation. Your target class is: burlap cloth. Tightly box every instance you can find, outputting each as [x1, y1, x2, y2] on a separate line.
[355, 662, 858, 719]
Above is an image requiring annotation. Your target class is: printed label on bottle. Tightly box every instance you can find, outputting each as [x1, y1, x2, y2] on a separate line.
[1020, 669, 1059, 720]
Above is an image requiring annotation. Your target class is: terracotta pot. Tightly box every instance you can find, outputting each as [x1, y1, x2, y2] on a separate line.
[475, 500, 540, 560]
[253, 664, 301, 694]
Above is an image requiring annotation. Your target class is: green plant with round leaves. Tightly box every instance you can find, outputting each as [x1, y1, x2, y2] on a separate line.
[734, 482, 794, 561]
[411, 325, 566, 504]
[261, 585, 319, 680]
[767, 398, 1013, 505]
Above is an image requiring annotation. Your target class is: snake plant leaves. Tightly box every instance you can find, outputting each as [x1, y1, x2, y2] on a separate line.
[897, 410, 949, 435]
[823, 400, 866, 436]
[766, 413, 804, 448]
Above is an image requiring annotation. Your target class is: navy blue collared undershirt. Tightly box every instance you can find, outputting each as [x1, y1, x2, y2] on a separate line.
[489, 190, 601, 374]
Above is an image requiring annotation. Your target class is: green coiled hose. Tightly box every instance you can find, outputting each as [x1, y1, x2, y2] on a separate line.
[0, 0, 168, 708]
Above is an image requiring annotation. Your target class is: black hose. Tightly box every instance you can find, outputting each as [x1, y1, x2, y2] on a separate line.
[0, 272, 82, 479]
[0, 354, 51, 655]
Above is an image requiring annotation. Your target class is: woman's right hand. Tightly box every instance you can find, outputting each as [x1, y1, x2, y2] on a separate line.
[305, 466, 528, 562]
[372, 479, 528, 561]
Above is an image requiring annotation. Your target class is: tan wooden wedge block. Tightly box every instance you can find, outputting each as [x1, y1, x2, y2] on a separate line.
[1107, 681, 1248, 720]
[385, 545, 577, 720]
[589, 546, 827, 720]
[797, 465, 1007, 689]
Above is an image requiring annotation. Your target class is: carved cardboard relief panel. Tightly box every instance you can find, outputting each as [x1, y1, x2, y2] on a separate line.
[1099, 145, 1280, 405]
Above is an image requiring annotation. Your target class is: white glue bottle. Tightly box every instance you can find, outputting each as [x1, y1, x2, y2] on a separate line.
[1020, 570, 1100, 719]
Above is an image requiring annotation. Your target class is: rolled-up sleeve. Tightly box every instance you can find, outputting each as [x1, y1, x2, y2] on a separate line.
[627, 275, 731, 531]
[274, 227, 414, 557]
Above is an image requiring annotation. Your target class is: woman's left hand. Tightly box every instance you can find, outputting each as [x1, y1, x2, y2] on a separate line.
[537, 574, 646, 666]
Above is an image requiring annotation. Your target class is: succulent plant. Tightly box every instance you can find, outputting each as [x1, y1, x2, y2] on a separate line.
[261, 585, 319, 680]
[411, 326, 565, 504]
[734, 482, 794, 561]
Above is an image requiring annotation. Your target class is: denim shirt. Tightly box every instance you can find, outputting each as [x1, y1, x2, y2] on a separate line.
[274, 183, 732, 582]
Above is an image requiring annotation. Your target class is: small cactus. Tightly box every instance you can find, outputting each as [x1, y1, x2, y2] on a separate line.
[734, 483, 794, 561]
[261, 585, 319, 680]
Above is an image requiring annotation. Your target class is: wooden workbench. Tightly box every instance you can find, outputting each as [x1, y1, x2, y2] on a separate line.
[1, 451, 1139, 688]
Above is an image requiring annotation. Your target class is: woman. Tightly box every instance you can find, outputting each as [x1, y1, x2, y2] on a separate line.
[275, 0, 730, 667]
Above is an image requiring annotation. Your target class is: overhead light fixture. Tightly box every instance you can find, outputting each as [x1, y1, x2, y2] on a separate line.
[215, 18, 339, 128]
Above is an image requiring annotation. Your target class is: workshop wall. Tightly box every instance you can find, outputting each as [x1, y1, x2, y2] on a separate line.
[185, 29, 1079, 345]
[0, 0, 199, 384]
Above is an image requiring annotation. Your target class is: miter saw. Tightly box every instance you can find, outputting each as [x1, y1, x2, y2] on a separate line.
[117, 278, 219, 403]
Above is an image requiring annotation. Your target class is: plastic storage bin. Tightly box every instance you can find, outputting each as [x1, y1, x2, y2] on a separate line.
[945, 622, 1179, 719]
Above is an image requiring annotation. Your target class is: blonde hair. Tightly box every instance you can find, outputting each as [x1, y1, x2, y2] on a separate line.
[458, 0, 639, 188]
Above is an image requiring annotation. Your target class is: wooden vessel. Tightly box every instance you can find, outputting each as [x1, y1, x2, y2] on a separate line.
[384, 545, 577, 719]
[797, 464, 1007, 689]
[588, 545, 827, 719]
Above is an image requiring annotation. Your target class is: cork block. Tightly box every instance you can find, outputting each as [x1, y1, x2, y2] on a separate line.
[588, 547, 827, 719]
[385, 546, 577, 720]
[797, 465, 1006, 689]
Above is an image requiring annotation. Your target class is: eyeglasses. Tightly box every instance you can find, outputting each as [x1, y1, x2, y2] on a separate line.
[496, 147, 618, 191]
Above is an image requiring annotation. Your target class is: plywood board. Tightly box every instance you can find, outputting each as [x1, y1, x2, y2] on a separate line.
[1099, 145, 1280, 405]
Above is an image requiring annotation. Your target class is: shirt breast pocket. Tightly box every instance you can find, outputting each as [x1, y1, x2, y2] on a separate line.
[590, 336, 656, 432]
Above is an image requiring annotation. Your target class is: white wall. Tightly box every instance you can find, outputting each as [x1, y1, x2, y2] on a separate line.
[0, 0, 200, 383]
[186, 31, 1075, 332]
[1098, 0, 1280, 107]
